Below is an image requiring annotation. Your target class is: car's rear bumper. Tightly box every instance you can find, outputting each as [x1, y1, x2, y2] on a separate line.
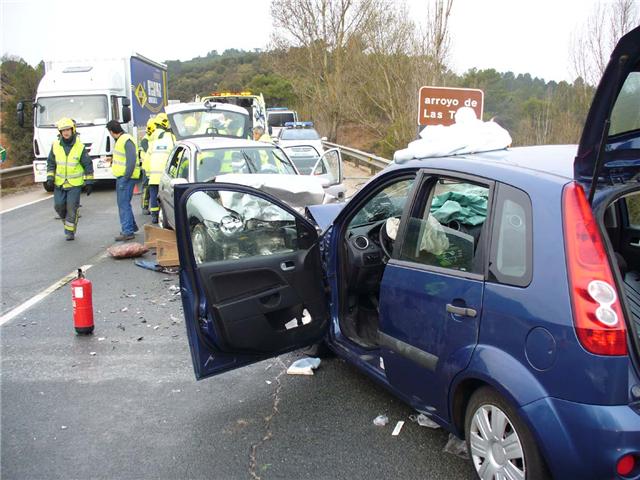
[521, 396, 640, 479]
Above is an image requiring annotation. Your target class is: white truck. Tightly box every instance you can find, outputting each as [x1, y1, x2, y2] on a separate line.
[17, 54, 168, 191]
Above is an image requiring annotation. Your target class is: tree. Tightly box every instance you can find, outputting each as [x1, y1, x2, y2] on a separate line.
[0, 56, 44, 167]
[269, 0, 380, 140]
[570, 0, 639, 86]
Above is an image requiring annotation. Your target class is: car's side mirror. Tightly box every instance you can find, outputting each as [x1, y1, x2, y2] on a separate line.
[170, 178, 188, 187]
[121, 97, 131, 124]
[16, 102, 24, 127]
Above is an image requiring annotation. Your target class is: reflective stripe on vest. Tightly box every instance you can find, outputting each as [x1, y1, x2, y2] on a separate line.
[112, 133, 140, 179]
[148, 129, 175, 185]
[52, 140, 86, 187]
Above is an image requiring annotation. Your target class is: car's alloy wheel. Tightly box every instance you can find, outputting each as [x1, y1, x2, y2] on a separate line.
[191, 223, 209, 264]
[469, 404, 525, 480]
[465, 387, 549, 480]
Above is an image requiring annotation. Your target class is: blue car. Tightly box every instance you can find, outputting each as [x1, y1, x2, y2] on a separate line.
[174, 27, 640, 480]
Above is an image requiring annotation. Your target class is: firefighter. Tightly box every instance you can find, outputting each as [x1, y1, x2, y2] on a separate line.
[45, 118, 94, 241]
[147, 112, 175, 224]
[139, 117, 156, 214]
[106, 120, 140, 241]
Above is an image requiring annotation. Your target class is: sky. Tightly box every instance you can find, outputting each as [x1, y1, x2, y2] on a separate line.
[1, 0, 604, 83]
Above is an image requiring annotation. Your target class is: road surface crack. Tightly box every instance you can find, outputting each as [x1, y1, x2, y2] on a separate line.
[249, 357, 287, 480]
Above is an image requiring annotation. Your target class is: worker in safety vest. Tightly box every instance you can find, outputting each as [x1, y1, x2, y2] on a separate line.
[139, 117, 156, 214]
[106, 120, 140, 241]
[147, 112, 175, 224]
[252, 125, 271, 142]
[45, 118, 94, 241]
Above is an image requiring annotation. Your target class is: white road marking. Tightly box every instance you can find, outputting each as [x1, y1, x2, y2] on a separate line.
[0, 264, 94, 327]
[0, 194, 53, 214]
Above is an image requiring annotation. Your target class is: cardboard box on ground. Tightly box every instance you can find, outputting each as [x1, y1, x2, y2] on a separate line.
[144, 225, 179, 267]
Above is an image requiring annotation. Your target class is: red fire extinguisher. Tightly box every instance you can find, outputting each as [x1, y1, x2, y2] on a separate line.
[71, 268, 94, 334]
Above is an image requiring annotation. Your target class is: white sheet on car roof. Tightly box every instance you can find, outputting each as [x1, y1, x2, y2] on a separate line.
[393, 107, 513, 162]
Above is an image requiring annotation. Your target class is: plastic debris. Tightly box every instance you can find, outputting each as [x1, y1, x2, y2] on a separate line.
[409, 413, 440, 429]
[443, 433, 469, 459]
[391, 420, 404, 436]
[98, 337, 106, 341]
[373, 414, 389, 427]
[136, 337, 144, 342]
[121, 307, 128, 312]
[265, 380, 272, 385]
[89, 352, 96, 356]
[286, 357, 321, 375]
[168, 285, 180, 293]
[153, 325, 160, 330]
[61, 425, 68, 430]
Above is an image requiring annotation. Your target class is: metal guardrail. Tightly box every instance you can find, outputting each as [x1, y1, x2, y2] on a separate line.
[322, 141, 391, 175]
[0, 165, 33, 187]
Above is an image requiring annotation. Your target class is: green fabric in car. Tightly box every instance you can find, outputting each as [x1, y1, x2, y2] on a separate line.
[430, 188, 488, 226]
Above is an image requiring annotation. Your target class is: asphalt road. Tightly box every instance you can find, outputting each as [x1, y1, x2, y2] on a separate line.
[1, 175, 475, 480]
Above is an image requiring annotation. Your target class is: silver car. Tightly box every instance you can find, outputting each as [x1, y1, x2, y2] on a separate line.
[157, 137, 340, 230]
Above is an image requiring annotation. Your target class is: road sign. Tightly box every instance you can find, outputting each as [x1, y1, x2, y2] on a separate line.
[418, 86, 484, 127]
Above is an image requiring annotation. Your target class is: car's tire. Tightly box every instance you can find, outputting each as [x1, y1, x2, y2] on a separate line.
[191, 222, 211, 264]
[158, 205, 171, 230]
[465, 387, 550, 480]
[43, 181, 54, 192]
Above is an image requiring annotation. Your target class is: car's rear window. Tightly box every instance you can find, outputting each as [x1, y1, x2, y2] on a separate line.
[268, 113, 296, 127]
[280, 128, 320, 141]
[610, 72, 640, 137]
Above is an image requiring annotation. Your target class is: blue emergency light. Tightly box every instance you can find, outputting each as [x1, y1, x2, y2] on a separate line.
[284, 121, 314, 128]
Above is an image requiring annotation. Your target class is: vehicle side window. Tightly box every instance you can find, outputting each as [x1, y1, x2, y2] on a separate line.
[177, 150, 190, 180]
[399, 179, 489, 274]
[187, 190, 309, 264]
[167, 148, 184, 178]
[626, 192, 640, 228]
[110, 96, 119, 121]
[488, 184, 533, 287]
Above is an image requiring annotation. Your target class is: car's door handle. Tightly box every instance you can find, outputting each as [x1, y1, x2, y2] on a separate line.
[446, 304, 477, 318]
[280, 261, 296, 271]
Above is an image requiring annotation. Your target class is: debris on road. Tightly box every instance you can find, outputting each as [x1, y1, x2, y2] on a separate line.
[98, 337, 106, 341]
[409, 413, 440, 429]
[443, 433, 469, 459]
[391, 420, 404, 436]
[121, 307, 128, 312]
[89, 352, 96, 356]
[61, 425, 68, 430]
[373, 414, 389, 427]
[107, 242, 148, 259]
[286, 357, 321, 375]
[136, 337, 144, 342]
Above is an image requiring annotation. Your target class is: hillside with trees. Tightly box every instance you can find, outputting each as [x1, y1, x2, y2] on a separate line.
[2, 0, 636, 167]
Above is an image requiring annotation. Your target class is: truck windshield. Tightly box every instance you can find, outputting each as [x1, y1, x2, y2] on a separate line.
[36, 95, 108, 127]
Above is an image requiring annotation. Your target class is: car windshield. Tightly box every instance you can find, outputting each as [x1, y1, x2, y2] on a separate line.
[280, 128, 320, 141]
[195, 146, 297, 181]
[268, 112, 296, 127]
[36, 95, 108, 127]
[171, 110, 249, 140]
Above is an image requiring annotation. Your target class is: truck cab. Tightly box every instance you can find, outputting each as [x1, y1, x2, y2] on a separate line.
[19, 55, 167, 191]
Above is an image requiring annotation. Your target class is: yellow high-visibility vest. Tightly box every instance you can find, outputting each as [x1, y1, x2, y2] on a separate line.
[148, 129, 175, 185]
[112, 133, 140, 179]
[52, 140, 88, 187]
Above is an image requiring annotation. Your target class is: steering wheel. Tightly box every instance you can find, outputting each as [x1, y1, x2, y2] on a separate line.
[378, 220, 394, 262]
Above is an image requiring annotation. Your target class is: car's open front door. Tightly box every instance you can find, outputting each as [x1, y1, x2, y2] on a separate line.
[174, 183, 329, 380]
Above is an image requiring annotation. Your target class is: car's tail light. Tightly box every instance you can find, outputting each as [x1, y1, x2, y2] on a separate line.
[563, 182, 627, 356]
[617, 453, 636, 476]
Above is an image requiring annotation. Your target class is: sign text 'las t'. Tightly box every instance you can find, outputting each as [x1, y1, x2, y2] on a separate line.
[418, 86, 484, 127]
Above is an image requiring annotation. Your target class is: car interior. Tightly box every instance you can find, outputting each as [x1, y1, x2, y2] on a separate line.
[604, 190, 640, 328]
[336, 175, 490, 349]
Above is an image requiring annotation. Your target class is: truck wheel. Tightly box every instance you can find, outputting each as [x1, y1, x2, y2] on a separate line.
[43, 182, 54, 192]
[465, 387, 549, 480]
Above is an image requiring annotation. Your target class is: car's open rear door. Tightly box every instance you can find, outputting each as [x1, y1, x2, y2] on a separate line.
[174, 183, 329, 380]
